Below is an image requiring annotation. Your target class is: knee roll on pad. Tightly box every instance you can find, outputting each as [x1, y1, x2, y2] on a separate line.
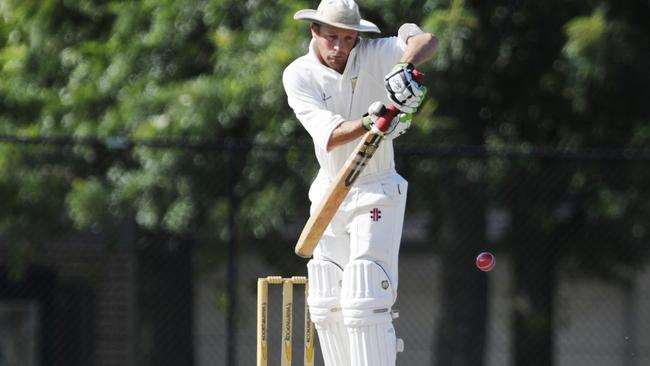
[307, 259, 343, 324]
[341, 259, 396, 327]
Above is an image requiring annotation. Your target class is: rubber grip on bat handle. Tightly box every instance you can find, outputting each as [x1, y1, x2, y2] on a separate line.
[412, 69, 424, 83]
[375, 69, 425, 132]
[374, 105, 399, 132]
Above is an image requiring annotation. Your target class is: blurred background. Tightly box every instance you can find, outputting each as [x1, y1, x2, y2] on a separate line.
[1, 0, 649, 365]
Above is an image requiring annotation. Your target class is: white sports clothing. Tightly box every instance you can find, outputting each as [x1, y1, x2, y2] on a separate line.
[283, 22, 422, 366]
[283, 25, 417, 180]
[308, 172, 408, 366]
[307, 172, 407, 284]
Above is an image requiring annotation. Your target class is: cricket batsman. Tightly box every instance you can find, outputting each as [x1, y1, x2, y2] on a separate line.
[282, 0, 437, 364]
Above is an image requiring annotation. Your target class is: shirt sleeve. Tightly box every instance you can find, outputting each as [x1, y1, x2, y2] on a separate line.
[359, 23, 424, 83]
[282, 64, 344, 150]
[366, 36, 405, 65]
[397, 23, 425, 48]
[358, 35, 406, 82]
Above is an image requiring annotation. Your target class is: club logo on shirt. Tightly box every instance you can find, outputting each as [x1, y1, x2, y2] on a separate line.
[370, 208, 382, 222]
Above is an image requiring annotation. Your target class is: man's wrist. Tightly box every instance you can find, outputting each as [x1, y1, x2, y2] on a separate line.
[395, 62, 414, 70]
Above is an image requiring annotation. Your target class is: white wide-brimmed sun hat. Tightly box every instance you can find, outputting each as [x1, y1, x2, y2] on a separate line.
[294, 0, 381, 33]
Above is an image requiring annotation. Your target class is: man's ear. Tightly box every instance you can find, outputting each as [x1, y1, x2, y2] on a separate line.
[310, 23, 320, 37]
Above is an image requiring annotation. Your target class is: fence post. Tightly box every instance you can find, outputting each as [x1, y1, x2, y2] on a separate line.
[226, 138, 239, 366]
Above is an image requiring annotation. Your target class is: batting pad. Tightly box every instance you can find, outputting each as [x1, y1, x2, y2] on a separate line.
[307, 259, 351, 365]
[340, 259, 395, 326]
[307, 259, 344, 322]
[348, 322, 398, 366]
[341, 259, 400, 366]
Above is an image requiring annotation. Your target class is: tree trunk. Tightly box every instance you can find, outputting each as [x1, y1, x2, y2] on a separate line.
[509, 169, 559, 366]
[135, 231, 194, 366]
[434, 180, 488, 366]
[511, 227, 556, 366]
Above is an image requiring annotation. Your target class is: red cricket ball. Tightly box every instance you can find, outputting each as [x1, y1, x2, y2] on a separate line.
[476, 251, 496, 272]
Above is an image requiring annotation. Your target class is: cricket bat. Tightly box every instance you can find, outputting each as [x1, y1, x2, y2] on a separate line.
[294, 70, 423, 258]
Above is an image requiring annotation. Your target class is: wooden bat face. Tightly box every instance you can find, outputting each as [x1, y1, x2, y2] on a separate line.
[344, 133, 383, 187]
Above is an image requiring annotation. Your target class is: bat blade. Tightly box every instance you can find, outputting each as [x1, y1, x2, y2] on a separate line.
[294, 128, 387, 258]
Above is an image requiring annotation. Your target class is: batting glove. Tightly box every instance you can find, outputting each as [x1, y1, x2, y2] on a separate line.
[362, 101, 412, 140]
[384, 62, 427, 113]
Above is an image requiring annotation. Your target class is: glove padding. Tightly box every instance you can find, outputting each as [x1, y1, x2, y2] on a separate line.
[384, 62, 427, 113]
[362, 101, 412, 140]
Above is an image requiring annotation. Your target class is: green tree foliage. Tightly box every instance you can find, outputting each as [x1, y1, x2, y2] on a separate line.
[415, 1, 650, 365]
[1, 0, 315, 253]
[1, 0, 315, 363]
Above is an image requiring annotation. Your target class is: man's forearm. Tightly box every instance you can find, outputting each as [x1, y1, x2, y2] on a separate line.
[326, 119, 367, 151]
[400, 32, 438, 66]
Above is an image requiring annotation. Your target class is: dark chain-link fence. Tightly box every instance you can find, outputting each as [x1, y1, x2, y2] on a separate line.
[1, 137, 649, 366]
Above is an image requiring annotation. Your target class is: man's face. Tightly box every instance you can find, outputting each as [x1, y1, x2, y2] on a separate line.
[311, 23, 358, 74]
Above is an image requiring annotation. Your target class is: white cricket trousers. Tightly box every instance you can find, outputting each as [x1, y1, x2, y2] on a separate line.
[309, 169, 407, 284]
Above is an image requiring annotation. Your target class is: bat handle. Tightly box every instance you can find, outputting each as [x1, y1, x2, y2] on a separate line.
[413, 69, 424, 83]
[374, 105, 399, 132]
[374, 68, 424, 132]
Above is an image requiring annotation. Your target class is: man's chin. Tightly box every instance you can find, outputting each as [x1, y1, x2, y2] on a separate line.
[327, 59, 345, 71]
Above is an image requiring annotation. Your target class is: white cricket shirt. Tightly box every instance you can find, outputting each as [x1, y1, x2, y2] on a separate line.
[282, 32, 409, 182]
